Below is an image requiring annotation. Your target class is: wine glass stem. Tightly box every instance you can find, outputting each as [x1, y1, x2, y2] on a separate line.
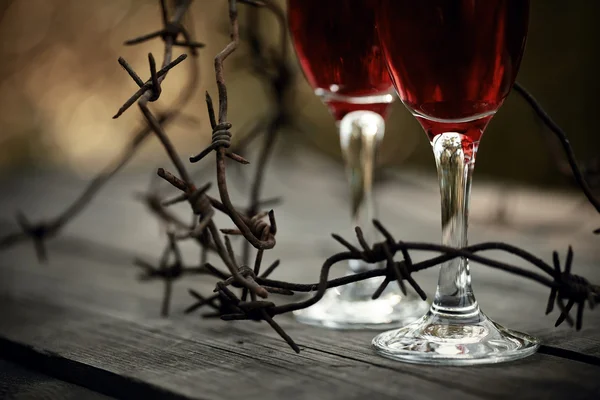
[339, 110, 385, 273]
[431, 132, 479, 319]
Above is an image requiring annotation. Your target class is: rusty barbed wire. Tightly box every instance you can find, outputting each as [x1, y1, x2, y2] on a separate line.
[116, 0, 272, 301]
[134, 231, 210, 316]
[187, 220, 599, 352]
[124, 0, 205, 54]
[1, 0, 599, 355]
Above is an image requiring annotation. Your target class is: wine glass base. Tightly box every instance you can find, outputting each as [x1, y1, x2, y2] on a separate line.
[372, 308, 540, 365]
[293, 280, 429, 330]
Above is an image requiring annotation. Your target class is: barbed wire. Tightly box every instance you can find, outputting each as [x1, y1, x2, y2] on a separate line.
[0, 0, 598, 354]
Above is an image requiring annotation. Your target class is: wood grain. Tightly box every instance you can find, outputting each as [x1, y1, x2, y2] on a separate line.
[1, 296, 600, 400]
[0, 360, 112, 400]
[0, 151, 599, 399]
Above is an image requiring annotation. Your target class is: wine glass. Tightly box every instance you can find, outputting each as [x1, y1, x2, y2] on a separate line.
[372, 0, 539, 364]
[287, 0, 429, 329]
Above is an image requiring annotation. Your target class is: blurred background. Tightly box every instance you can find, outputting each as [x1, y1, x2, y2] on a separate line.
[0, 0, 598, 188]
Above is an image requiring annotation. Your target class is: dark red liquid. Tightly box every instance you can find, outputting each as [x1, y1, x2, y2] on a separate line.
[376, 0, 529, 141]
[288, 0, 393, 121]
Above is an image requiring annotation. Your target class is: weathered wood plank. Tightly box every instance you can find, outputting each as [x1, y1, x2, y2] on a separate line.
[1, 296, 600, 400]
[1, 152, 599, 399]
[2, 237, 598, 358]
[0, 243, 599, 399]
[1, 221, 598, 371]
[0, 360, 113, 400]
[0, 297, 479, 400]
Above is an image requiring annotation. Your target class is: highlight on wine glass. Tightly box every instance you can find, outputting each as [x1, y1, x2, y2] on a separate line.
[371, 0, 539, 364]
[286, 0, 429, 329]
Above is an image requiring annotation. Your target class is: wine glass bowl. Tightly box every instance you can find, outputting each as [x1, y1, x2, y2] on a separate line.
[380, 0, 529, 116]
[287, 0, 429, 329]
[288, 0, 395, 122]
[372, 0, 540, 364]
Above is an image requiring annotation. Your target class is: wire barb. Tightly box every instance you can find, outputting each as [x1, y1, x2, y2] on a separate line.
[14, 212, 49, 263]
[124, 0, 204, 55]
[189, 93, 249, 165]
[113, 54, 188, 119]
[542, 246, 598, 330]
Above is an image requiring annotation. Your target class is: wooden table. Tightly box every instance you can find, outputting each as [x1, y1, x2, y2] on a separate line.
[1, 149, 599, 399]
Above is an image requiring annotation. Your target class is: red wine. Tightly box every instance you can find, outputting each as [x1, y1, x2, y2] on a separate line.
[376, 0, 529, 141]
[288, 0, 393, 121]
